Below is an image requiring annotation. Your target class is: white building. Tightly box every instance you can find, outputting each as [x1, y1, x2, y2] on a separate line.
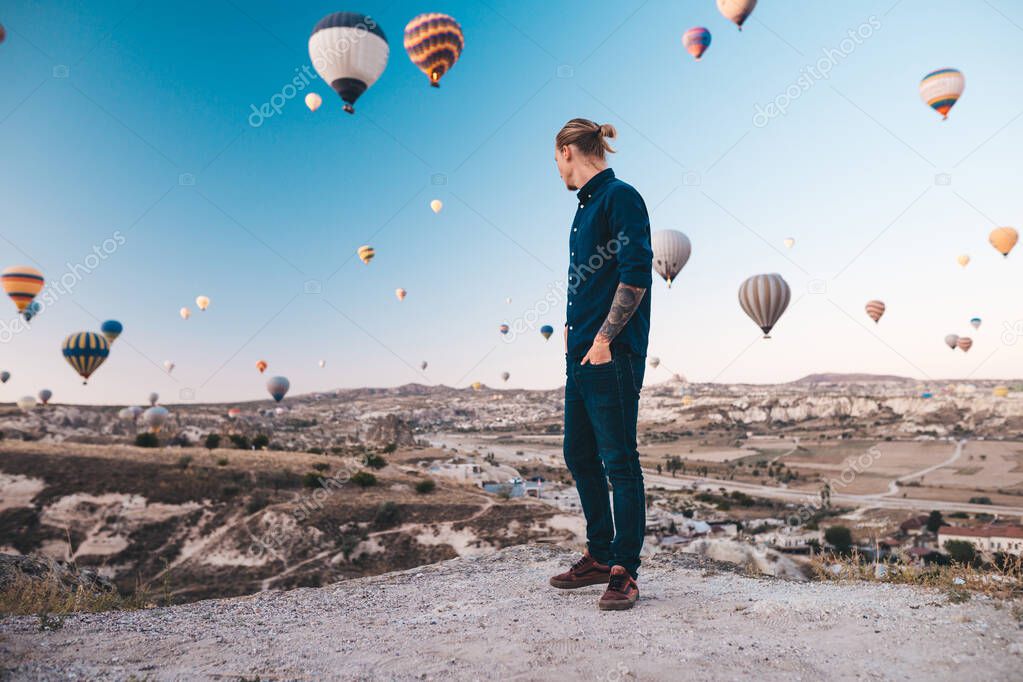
[938, 525, 1023, 556]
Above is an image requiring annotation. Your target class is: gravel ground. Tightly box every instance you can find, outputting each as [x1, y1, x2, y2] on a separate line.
[1, 544, 1021, 681]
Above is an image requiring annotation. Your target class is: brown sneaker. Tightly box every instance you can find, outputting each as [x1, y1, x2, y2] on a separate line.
[549, 552, 611, 589]
[598, 566, 639, 611]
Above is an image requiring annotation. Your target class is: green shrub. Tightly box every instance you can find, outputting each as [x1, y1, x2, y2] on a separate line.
[304, 472, 326, 489]
[252, 434, 270, 450]
[824, 525, 853, 554]
[363, 453, 387, 470]
[246, 493, 269, 514]
[373, 501, 402, 527]
[350, 471, 377, 488]
[204, 433, 221, 450]
[228, 434, 250, 450]
[134, 433, 159, 448]
[415, 479, 436, 494]
[216, 457, 229, 467]
[382, 442, 397, 454]
[312, 462, 330, 472]
[176, 455, 193, 470]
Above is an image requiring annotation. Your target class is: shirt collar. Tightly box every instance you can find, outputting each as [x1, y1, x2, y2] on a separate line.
[576, 168, 614, 203]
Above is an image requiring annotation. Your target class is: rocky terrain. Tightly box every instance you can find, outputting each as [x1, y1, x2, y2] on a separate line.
[2, 544, 1020, 681]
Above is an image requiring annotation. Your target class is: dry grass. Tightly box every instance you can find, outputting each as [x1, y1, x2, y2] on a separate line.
[810, 551, 1023, 601]
[0, 572, 154, 619]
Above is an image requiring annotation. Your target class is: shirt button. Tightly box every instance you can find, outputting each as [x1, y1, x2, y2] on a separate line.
[573, 228, 577, 232]
[569, 326, 573, 330]
[579, 204, 584, 208]
[571, 252, 575, 256]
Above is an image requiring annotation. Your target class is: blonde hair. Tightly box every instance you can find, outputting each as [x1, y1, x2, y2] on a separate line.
[555, 118, 617, 159]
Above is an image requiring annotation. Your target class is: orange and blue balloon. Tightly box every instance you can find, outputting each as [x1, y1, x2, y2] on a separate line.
[2, 266, 44, 319]
[682, 27, 711, 61]
[404, 13, 464, 87]
[919, 68, 964, 120]
[100, 320, 123, 343]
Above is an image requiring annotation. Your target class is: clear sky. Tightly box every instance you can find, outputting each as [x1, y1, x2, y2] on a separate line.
[2, 0, 1023, 405]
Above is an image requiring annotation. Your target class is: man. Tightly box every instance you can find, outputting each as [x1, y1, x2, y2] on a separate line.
[548, 118, 653, 611]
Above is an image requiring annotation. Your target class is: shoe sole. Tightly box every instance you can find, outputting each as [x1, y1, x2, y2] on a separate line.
[549, 576, 610, 589]
[598, 596, 638, 611]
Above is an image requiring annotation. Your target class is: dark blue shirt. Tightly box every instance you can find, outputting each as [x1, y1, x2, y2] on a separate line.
[565, 168, 653, 359]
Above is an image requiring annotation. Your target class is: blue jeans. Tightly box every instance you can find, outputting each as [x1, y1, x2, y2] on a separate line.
[563, 352, 645, 579]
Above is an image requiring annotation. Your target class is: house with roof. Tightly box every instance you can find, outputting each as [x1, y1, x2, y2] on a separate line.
[938, 525, 1023, 557]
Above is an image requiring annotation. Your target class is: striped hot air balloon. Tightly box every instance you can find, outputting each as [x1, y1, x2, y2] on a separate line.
[652, 230, 692, 288]
[957, 336, 973, 352]
[919, 68, 965, 120]
[404, 13, 464, 87]
[970, 317, 981, 330]
[61, 332, 110, 384]
[309, 12, 389, 114]
[717, 0, 757, 30]
[865, 300, 886, 323]
[358, 245, 375, 264]
[682, 27, 711, 61]
[2, 266, 44, 318]
[739, 274, 790, 338]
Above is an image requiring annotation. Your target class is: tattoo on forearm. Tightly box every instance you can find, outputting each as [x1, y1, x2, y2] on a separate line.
[596, 283, 647, 343]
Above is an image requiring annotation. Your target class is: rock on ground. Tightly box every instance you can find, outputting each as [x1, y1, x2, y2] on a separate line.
[1, 545, 1020, 681]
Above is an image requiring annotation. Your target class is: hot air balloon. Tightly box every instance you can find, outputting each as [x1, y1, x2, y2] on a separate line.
[652, 230, 692, 288]
[649, 357, 661, 369]
[404, 13, 464, 87]
[61, 332, 110, 384]
[142, 405, 169, 432]
[228, 407, 241, 419]
[957, 254, 970, 268]
[358, 245, 375, 264]
[37, 389, 52, 405]
[305, 92, 322, 111]
[783, 238, 795, 249]
[421, 361, 428, 370]
[256, 360, 268, 374]
[16, 396, 36, 412]
[23, 301, 41, 322]
[717, 0, 757, 30]
[164, 360, 175, 373]
[920, 391, 933, 399]
[738, 274, 791, 338]
[505, 297, 512, 304]
[395, 288, 407, 301]
[0, 371, 9, 383]
[148, 392, 158, 406]
[309, 12, 389, 114]
[100, 320, 123, 343]
[994, 385, 1010, 398]
[499, 324, 510, 335]
[267, 376, 290, 402]
[471, 381, 482, 391]
[501, 371, 510, 382]
[989, 227, 1018, 257]
[2, 266, 44, 319]
[430, 199, 443, 214]
[957, 336, 973, 352]
[195, 295, 210, 311]
[180, 307, 191, 320]
[318, 359, 326, 368]
[681, 395, 694, 406]
[945, 334, 959, 350]
[970, 317, 981, 330]
[682, 27, 711, 61]
[540, 325, 554, 340]
[865, 300, 885, 323]
[919, 68, 965, 120]
[119, 405, 144, 422]
[0, 24, 5, 44]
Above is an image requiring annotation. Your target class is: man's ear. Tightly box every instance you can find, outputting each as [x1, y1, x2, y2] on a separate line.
[560, 145, 571, 162]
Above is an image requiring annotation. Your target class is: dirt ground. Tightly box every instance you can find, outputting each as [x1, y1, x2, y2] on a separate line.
[2, 545, 1020, 681]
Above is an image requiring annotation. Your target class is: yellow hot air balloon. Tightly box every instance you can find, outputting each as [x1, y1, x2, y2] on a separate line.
[957, 254, 970, 268]
[2, 266, 44, 318]
[180, 307, 191, 320]
[196, 295, 210, 311]
[430, 199, 443, 214]
[989, 227, 1018, 257]
[783, 237, 795, 249]
[305, 92, 322, 111]
[865, 300, 885, 323]
[471, 381, 482, 390]
[358, 245, 375, 264]
[395, 288, 407, 302]
[404, 13, 464, 87]
[994, 385, 1009, 398]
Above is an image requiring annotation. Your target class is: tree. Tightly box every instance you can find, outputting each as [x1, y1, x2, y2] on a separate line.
[205, 433, 221, 450]
[926, 510, 945, 534]
[415, 479, 436, 494]
[252, 434, 270, 450]
[135, 433, 159, 448]
[363, 453, 387, 470]
[944, 539, 978, 566]
[350, 471, 377, 488]
[824, 525, 853, 554]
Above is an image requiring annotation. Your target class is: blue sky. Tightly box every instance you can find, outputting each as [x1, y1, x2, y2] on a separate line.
[2, 0, 1023, 405]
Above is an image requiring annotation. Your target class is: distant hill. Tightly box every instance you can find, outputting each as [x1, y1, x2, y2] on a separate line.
[789, 373, 915, 385]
